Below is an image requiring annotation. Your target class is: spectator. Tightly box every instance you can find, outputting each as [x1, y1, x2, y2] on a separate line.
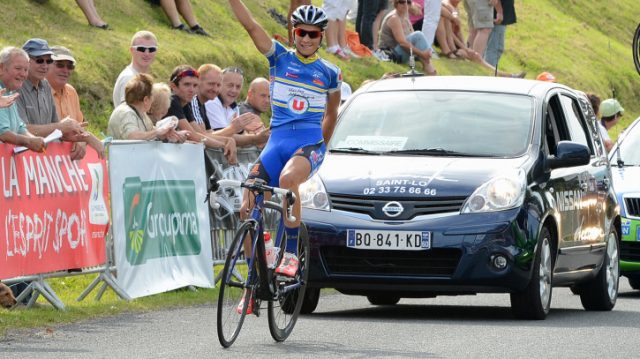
[113, 31, 158, 107]
[155, 0, 209, 36]
[484, 0, 517, 67]
[0, 46, 45, 152]
[107, 73, 180, 141]
[435, 0, 524, 77]
[76, 0, 109, 29]
[420, 0, 441, 56]
[147, 82, 187, 143]
[378, 0, 437, 75]
[237, 77, 270, 120]
[288, 0, 312, 46]
[168, 65, 238, 161]
[206, 67, 265, 140]
[356, 0, 389, 60]
[324, 0, 353, 60]
[187, 64, 221, 132]
[599, 98, 624, 153]
[47, 45, 104, 158]
[464, 0, 496, 57]
[17, 39, 91, 157]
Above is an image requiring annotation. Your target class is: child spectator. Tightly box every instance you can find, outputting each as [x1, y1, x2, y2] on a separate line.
[324, 0, 354, 60]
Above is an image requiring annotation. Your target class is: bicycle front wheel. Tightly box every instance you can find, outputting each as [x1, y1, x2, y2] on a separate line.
[267, 223, 310, 342]
[634, 23, 640, 76]
[217, 220, 256, 348]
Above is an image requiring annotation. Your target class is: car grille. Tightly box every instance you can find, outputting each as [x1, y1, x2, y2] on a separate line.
[329, 193, 467, 220]
[620, 241, 640, 262]
[624, 197, 640, 218]
[321, 247, 461, 277]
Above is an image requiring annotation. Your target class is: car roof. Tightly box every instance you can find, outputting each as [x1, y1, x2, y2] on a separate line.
[358, 75, 573, 98]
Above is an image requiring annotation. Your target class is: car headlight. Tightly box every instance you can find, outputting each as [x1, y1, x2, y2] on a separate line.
[299, 173, 330, 211]
[461, 169, 526, 213]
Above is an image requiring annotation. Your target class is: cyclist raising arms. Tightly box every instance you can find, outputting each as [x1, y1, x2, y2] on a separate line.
[228, 1, 342, 277]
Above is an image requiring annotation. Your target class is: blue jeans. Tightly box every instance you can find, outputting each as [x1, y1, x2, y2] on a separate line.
[484, 24, 506, 67]
[393, 31, 429, 64]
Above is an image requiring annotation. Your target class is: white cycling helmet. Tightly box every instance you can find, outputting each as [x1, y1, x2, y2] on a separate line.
[291, 5, 329, 30]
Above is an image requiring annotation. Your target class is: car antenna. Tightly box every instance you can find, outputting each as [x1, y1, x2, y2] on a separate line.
[608, 39, 617, 99]
[402, 47, 423, 77]
[616, 139, 624, 167]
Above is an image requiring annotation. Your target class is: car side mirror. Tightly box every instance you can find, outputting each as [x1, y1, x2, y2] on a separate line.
[547, 141, 590, 170]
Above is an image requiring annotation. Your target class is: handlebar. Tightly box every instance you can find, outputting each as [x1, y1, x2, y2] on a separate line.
[208, 177, 297, 222]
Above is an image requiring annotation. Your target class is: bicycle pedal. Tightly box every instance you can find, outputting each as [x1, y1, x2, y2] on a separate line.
[275, 275, 297, 283]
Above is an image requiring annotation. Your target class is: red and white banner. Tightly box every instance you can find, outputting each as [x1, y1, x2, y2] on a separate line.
[0, 142, 109, 280]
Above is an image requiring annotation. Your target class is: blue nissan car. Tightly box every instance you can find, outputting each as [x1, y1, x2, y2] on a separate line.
[298, 76, 620, 320]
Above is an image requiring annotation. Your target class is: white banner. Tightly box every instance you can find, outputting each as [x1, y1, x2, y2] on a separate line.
[109, 141, 214, 298]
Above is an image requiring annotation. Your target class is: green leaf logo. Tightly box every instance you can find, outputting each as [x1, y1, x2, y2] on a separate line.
[129, 230, 144, 254]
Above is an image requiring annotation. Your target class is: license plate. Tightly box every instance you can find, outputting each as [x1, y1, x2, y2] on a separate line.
[346, 229, 431, 251]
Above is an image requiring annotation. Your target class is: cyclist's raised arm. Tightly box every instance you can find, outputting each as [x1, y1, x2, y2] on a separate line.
[228, 0, 273, 55]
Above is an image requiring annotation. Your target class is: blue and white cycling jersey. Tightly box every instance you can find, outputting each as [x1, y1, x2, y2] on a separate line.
[266, 40, 341, 128]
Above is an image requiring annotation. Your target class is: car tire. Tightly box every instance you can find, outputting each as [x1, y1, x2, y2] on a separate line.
[579, 229, 619, 311]
[629, 277, 640, 290]
[510, 227, 553, 320]
[367, 294, 401, 306]
[300, 288, 321, 314]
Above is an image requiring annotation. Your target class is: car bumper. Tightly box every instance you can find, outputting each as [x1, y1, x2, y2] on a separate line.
[620, 216, 640, 273]
[303, 207, 536, 296]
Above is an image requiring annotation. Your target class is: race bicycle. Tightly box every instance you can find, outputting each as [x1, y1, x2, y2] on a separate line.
[634, 22, 640, 75]
[210, 177, 309, 348]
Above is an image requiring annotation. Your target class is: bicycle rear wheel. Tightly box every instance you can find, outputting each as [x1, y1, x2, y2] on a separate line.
[217, 221, 256, 348]
[267, 223, 310, 342]
[634, 23, 640, 76]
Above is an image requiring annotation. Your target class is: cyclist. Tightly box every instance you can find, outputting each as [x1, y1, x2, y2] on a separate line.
[228, 1, 341, 282]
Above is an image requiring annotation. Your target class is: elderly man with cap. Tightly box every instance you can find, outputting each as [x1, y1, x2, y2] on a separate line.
[598, 98, 624, 152]
[47, 45, 104, 159]
[16, 38, 89, 157]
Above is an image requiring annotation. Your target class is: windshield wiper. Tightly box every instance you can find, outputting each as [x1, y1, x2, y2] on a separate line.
[330, 147, 381, 155]
[387, 148, 486, 157]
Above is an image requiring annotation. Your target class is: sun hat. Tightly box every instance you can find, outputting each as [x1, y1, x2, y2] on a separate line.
[51, 46, 76, 64]
[600, 98, 624, 118]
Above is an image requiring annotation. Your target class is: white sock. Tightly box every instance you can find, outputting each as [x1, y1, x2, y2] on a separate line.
[327, 45, 339, 53]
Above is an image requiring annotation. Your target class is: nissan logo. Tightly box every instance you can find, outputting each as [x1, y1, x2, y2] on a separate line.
[382, 201, 404, 217]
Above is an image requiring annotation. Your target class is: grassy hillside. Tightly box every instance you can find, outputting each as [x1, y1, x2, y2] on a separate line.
[0, 0, 638, 138]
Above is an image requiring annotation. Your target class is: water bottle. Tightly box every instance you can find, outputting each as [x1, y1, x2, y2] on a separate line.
[264, 232, 280, 268]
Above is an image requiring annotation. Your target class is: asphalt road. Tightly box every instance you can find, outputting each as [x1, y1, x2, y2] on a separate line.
[1, 280, 639, 359]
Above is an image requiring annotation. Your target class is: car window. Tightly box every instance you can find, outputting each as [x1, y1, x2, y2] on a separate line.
[617, 121, 640, 166]
[332, 91, 533, 157]
[560, 94, 594, 155]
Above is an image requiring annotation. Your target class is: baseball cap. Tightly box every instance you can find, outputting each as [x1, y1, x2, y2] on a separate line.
[22, 38, 53, 57]
[600, 98, 624, 117]
[51, 46, 76, 64]
[536, 72, 556, 82]
[340, 81, 352, 103]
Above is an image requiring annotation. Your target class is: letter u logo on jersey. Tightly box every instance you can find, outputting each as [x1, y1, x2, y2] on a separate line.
[288, 96, 309, 115]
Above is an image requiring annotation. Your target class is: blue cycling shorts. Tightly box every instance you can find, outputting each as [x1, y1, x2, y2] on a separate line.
[247, 125, 326, 187]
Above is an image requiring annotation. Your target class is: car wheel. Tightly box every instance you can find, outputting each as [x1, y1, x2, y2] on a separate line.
[629, 277, 640, 290]
[510, 227, 553, 320]
[300, 288, 320, 314]
[367, 294, 401, 306]
[579, 229, 619, 311]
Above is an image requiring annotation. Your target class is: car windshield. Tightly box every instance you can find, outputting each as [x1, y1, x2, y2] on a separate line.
[331, 91, 534, 157]
[615, 119, 640, 166]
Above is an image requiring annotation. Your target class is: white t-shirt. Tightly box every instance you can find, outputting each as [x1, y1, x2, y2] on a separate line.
[112, 64, 139, 108]
[205, 97, 238, 130]
[598, 121, 611, 142]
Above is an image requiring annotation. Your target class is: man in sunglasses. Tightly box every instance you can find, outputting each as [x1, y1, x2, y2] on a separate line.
[229, 1, 341, 278]
[47, 46, 104, 159]
[16, 39, 88, 153]
[113, 30, 158, 107]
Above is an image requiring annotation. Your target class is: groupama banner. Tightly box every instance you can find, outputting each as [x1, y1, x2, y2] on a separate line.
[109, 141, 214, 298]
[0, 142, 109, 280]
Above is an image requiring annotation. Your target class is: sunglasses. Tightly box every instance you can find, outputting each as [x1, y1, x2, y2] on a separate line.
[293, 28, 322, 39]
[55, 61, 75, 70]
[222, 67, 244, 75]
[131, 46, 157, 53]
[31, 57, 53, 65]
[397, 0, 412, 4]
[171, 69, 199, 83]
